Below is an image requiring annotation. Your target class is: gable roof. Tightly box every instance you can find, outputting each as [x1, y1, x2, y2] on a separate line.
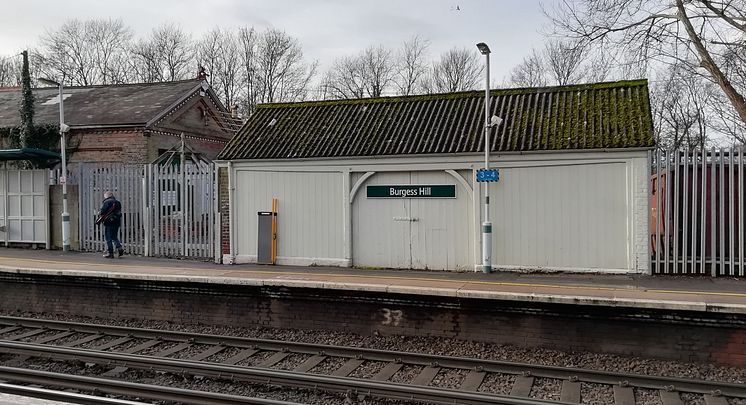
[218, 79, 654, 161]
[0, 80, 225, 129]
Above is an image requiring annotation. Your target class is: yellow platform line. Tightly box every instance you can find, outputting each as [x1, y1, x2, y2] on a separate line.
[2, 257, 746, 299]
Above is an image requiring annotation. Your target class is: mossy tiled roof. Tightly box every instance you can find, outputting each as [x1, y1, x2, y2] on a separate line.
[218, 79, 654, 160]
[0, 80, 206, 128]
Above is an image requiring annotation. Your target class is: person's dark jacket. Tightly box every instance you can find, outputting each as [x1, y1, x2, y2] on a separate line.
[98, 196, 122, 227]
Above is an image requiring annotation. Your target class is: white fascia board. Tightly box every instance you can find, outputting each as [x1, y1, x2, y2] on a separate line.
[226, 149, 649, 171]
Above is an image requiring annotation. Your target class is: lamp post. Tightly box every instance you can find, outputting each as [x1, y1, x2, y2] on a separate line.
[476, 42, 493, 273]
[38, 77, 70, 252]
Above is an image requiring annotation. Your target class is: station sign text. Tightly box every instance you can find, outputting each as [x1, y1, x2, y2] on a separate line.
[366, 185, 456, 198]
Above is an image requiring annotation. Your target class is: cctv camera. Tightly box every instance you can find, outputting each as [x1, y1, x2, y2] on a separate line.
[490, 115, 503, 127]
[60, 123, 70, 133]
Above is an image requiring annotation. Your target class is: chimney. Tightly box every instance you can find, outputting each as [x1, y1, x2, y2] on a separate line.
[196, 66, 209, 81]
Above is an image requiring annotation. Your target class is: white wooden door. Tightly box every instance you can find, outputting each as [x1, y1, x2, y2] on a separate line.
[409, 171, 471, 270]
[352, 170, 472, 270]
[353, 172, 412, 268]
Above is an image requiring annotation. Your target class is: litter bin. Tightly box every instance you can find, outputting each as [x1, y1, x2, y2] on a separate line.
[257, 211, 276, 264]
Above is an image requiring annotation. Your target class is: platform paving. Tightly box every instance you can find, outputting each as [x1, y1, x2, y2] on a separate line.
[0, 248, 744, 314]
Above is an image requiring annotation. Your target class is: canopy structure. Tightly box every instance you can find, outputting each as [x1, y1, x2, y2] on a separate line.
[0, 148, 61, 168]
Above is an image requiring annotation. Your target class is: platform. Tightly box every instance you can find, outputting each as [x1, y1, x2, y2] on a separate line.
[0, 248, 744, 315]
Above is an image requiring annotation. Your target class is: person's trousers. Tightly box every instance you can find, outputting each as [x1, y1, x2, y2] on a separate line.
[104, 225, 122, 254]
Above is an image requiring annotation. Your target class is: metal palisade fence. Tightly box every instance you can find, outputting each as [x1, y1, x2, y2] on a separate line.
[79, 163, 146, 255]
[79, 161, 216, 259]
[651, 146, 744, 276]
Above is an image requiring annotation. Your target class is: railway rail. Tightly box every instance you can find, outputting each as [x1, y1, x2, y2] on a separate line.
[0, 377, 300, 405]
[0, 316, 743, 405]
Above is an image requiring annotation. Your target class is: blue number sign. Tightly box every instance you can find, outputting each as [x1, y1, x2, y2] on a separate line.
[476, 169, 499, 182]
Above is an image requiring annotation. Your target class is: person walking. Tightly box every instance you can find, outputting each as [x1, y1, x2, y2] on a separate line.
[96, 191, 124, 258]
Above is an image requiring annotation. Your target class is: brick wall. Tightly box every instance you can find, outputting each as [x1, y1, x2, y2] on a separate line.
[69, 129, 228, 164]
[147, 132, 228, 162]
[69, 129, 149, 164]
[218, 166, 230, 258]
[1, 273, 744, 366]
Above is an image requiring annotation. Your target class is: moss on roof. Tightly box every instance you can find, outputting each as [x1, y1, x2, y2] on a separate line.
[220, 79, 654, 160]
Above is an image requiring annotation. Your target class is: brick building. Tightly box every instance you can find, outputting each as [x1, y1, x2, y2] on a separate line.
[0, 80, 237, 163]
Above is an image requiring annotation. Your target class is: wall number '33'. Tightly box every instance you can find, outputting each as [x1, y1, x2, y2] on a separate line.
[381, 308, 403, 326]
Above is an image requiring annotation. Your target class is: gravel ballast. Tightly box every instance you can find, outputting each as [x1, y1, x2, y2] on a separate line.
[1, 310, 745, 405]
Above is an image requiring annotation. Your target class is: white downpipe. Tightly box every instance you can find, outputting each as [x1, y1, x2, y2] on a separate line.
[228, 161, 235, 263]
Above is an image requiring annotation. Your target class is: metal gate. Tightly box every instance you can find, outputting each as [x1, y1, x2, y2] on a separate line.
[79, 161, 216, 259]
[145, 160, 215, 258]
[651, 146, 744, 276]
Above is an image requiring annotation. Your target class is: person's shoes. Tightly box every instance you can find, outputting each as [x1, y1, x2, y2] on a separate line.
[117, 248, 124, 257]
[103, 253, 114, 258]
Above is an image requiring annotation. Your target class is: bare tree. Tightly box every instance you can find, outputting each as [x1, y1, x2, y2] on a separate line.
[196, 28, 245, 109]
[131, 23, 194, 82]
[237, 27, 258, 113]
[509, 49, 547, 87]
[322, 56, 366, 99]
[196, 28, 223, 89]
[652, 63, 713, 148]
[38, 19, 95, 85]
[38, 18, 131, 85]
[544, 39, 587, 85]
[395, 35, 429, 95]
[547, 0, 746, 137]
[0, 55, 21, 87]
[423, 47, 483, 93]
[710, 44, 746, 143]
[322, 45, 395, 99]
[254, 28, 317, 103]
[216, 31, 243, 109]
[360, 45, 395, 97]
[87, 19, 132, 83]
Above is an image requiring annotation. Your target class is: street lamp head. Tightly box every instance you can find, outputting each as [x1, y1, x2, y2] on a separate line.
[37, 77, 60, 87]
[476, 42, 491, 55]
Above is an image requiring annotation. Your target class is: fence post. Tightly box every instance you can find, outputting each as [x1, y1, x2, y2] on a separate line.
[143, 165, 150, 257]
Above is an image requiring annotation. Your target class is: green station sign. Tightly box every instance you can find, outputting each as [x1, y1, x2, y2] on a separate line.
[366, 185, 456, 198]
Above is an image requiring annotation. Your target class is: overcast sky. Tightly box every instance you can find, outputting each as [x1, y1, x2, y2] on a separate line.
[0, 0, 556, 82]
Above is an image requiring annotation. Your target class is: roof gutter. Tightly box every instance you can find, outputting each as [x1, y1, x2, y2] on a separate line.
[66, 123, 145, 130]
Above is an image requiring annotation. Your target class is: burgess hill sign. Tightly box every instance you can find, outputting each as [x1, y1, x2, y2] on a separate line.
[366, 185, 456, 198]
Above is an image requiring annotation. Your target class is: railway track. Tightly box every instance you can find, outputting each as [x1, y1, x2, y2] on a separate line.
[0, 377, 301, 405]
[0, 316, 743, 405]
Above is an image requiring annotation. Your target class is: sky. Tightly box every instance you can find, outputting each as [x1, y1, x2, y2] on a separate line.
[0, 0, 557, 82]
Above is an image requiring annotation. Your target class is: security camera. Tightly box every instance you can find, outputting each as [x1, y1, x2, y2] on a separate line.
[59, 123, 70, 133]
[490, 115, 503, 127]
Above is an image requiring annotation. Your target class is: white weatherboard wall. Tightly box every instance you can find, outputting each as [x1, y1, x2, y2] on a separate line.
[227, 150, 650, 273]
[489, 163, 627, 270]
[232, 170, 345, 265]
[480, 155, 650, 273]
